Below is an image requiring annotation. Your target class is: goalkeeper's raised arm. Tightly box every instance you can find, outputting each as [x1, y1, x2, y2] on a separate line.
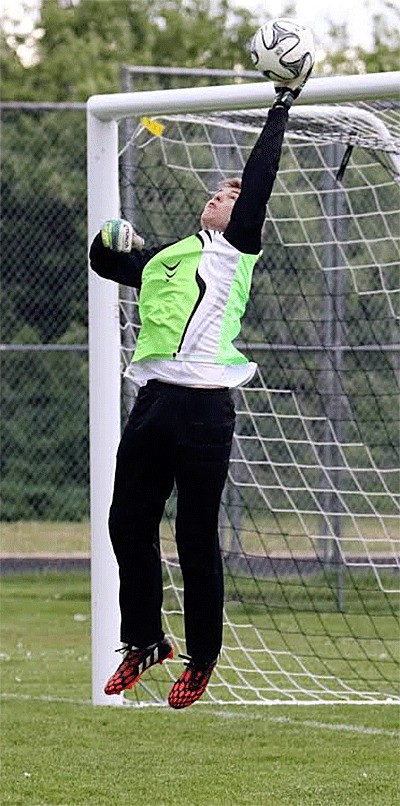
[222, 74, 310, 255]
[89, 74, 309, 280]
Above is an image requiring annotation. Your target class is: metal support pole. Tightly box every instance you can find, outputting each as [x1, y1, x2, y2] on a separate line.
[320, 142, 346, 611]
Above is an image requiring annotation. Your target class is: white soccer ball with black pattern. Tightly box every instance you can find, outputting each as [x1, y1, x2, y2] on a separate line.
[250, 18, 315, 84]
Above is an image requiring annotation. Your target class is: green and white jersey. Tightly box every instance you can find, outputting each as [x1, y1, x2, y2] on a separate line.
[91, 107, 288, 387]
[132, 230, 260, 367]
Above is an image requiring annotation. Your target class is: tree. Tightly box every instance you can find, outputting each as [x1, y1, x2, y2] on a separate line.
[359, 5, 400, 73]
[1, 322, 89, 520]
[1, 106, 89, 520]
[1, 0, 256, 101]
[321, 3, 400, 75]
[1, 108, 87, 342]
[1, 0, 399, 103]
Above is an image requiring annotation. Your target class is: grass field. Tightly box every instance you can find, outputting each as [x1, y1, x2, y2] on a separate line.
[1, 573, 399, 805]
[2, 512, 398, 557]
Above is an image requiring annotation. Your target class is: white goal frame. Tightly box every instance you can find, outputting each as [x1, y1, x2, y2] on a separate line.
[87, 71, 400, 706]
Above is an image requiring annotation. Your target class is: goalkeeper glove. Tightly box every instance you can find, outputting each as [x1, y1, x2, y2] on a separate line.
[101, 219, 144, 252]
[273, 66, 313, 111]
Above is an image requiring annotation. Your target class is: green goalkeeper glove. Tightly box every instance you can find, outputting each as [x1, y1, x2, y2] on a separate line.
[101, 219, 144, 252]
[273, 66, 313, 111]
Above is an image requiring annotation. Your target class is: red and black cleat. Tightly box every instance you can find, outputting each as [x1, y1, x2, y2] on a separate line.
[168, 655, 217, 709]
[104, 637, 174, 695]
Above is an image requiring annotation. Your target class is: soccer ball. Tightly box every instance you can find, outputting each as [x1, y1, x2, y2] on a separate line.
[250, 18, 314, 84]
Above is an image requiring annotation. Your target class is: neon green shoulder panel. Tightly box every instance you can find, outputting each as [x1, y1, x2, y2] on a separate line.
[133, 236, 203, 361]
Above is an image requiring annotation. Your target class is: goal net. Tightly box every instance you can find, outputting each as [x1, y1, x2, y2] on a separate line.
[88, 75, 399, 706]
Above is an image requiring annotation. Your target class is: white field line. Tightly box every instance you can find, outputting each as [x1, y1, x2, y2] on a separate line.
[1, 692, 91, 706]
[1, 692, 399, 738]
[214, 710, 400, 737]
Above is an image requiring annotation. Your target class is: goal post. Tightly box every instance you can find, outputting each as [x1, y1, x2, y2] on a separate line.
[87, 70, 400, 120]
[87, 115, 121, 706]
[87, 72, 400, 707]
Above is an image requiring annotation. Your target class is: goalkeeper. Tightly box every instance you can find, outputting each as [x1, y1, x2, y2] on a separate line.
[90, 75, 309, 709]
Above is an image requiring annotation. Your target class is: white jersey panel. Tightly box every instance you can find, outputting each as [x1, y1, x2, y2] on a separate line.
[177, 230, 240, 359]
[124, 358, 257, 389]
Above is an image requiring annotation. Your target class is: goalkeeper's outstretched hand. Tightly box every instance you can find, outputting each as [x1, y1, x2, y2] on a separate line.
[273, 64, 313, 111]
[101, 219, 144, 252]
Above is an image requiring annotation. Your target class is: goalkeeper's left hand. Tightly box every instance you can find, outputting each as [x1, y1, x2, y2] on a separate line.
[101, 218, 144, 252]
[273, 64, 313, 111]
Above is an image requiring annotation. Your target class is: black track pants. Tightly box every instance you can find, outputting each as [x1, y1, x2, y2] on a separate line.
[108, 379, 235, 663]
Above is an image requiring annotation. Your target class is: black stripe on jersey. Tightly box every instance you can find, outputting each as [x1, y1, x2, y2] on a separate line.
[176, 268, 207, 354]
[196, 230, 213, 249]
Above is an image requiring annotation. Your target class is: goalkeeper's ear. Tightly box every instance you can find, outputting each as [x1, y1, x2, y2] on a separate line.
[101, 218, 144, 252]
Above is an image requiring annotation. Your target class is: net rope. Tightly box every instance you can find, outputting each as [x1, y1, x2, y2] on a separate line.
[117, 100, 399, 705]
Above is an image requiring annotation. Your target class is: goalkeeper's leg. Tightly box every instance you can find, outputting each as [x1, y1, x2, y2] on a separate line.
[168, 387, 235, 708]
[108, 385, 174, 652]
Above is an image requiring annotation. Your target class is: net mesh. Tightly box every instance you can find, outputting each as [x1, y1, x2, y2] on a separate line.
[117, 100, 399, 705]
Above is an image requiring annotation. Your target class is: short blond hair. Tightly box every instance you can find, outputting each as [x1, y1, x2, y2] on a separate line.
[217, 177, 242, 191]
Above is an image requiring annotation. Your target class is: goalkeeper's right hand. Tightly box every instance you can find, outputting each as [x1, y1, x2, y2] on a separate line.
[273, 64, 313, 111]
[101, 219, 144, 252]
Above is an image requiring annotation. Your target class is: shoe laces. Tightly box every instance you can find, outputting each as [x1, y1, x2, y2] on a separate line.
[178, 654, 216, 677]
[115, 644, 138, 660]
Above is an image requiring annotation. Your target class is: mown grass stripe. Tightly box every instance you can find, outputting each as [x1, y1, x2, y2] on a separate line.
[1, 692, 398, 737]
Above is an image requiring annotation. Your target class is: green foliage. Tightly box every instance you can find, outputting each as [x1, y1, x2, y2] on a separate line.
[1, 0, 257, 101]
[323, 3, 400, 75]
[2, 0, 399, 103]
[1, 109, 87, 342]
[1, 106, 89, 521]
[1, 346, 89, 521]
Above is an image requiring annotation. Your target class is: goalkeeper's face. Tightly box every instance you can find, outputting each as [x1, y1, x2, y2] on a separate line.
[200, 186, 240, 232]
